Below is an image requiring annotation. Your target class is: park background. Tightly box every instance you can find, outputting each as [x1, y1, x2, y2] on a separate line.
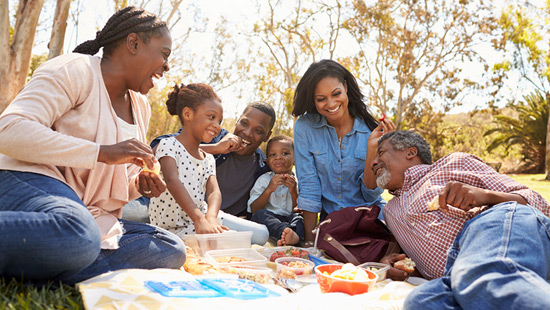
[1, 0, 549, 308]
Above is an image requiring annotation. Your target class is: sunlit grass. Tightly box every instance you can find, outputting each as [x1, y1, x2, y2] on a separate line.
[0, 278, 83, 310]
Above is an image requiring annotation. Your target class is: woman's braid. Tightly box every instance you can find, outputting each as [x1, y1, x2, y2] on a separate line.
[73, 6, 166, 55]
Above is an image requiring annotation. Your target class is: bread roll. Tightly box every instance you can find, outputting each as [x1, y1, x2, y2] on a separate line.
[394, 257, 416, 273]
[427, 195, 440, 211]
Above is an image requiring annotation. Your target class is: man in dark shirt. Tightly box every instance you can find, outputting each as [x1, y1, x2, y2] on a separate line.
[145, 101, 276, 218]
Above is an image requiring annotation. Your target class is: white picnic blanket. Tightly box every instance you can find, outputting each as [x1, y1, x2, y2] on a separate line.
[78, 268, 418, 310]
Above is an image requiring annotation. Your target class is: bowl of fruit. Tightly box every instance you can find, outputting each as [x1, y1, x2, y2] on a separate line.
[315, 263, 378, 295]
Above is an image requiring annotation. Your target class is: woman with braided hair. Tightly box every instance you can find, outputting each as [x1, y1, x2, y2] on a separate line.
[0, 6, 185, 283]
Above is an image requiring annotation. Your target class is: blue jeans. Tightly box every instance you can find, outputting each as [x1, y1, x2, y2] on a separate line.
[251, 209, 304, 242]
[122, 196, 150, 223]
[219, 211, 269, 245]
[0, 171, 185, 283]
[404, 202, 550, 310]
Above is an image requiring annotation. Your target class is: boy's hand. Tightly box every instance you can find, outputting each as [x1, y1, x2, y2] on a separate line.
[267, 173, 286, 193]
[282, 174, 298, 195]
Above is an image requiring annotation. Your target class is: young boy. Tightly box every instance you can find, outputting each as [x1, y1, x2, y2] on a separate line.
[248, 135, 304, 246]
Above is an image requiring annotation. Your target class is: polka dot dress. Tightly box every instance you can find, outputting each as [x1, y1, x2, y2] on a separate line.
[149, 137, 216, 236]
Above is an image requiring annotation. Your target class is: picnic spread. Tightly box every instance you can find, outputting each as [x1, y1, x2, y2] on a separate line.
[78, 237, 424, 310]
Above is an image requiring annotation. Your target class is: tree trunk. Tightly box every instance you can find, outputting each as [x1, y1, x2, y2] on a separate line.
[0, 0, 45, 113]
[545, 92, 550, 180]
[47, 0, 72, 60]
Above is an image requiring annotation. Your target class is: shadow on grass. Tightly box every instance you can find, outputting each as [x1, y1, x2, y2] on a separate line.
[0, 277, 83, 310]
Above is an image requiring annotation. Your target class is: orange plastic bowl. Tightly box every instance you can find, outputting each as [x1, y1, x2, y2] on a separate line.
[314, 264, 378, 295]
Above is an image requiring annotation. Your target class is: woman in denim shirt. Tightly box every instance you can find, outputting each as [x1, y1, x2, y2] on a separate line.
[292, 59, 395, 242]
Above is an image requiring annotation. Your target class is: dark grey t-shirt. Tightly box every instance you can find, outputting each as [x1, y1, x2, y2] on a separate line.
[217, 153, 257, 216]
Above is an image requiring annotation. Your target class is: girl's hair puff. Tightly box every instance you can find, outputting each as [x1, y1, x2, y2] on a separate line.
[292, 59, 378, 131]
[73, 6, 167, 56]
[166, 83, 221, 123]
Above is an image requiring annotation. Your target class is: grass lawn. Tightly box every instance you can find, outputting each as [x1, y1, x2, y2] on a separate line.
[0, 278, 83, 309]
[2, 174, 548, 309]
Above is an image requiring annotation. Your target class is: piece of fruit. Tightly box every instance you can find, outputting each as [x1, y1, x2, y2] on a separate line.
[379, 112, 386, 122]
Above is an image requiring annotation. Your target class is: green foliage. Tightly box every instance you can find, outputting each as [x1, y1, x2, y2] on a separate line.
[484, 91, 548, 173]
[343, 0, 497, 128]
[27, 54, 48, 81]
[0, 278, 83, 310]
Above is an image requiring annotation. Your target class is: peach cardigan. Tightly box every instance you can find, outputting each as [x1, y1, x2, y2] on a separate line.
[0, 53, 150, 249]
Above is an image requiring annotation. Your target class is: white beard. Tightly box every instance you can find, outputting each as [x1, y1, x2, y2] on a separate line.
[376, 168, 391, 189]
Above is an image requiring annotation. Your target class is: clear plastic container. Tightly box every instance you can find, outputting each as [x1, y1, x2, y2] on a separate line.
[215, 265, 275, 284]
[357, 262, 390, 282]
[182, 231, 252, 256]
[205, 248, 268, 269]
[275, 257, 315, 279]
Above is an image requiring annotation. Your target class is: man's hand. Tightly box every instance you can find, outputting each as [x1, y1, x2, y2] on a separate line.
[380, 253, 409, 281]
[438, 181, 490, 212]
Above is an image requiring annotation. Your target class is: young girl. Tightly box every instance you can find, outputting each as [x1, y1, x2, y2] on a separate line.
[149, 83, 228, 237]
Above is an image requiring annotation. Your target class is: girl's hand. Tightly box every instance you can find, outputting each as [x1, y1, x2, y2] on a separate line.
[195, 217, 225, 234]
[216, 133, 245, 154]
[206, 215, 228, 233]
[368, 118, 396, 149]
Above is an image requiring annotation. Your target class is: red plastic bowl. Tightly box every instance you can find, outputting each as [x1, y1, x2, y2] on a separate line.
[315, 264, 378, 295]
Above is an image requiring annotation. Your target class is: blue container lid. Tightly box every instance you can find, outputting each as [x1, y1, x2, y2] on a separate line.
[199, 278, 280, 300]
[145, 280, 222, 298]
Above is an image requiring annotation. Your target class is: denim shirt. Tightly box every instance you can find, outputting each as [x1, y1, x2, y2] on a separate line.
[294, 113, 385, 215]
[151, 128, 270, 180]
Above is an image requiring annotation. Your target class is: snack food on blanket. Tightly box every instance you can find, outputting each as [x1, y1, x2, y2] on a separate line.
[182, 245, 218, 275]
[394, 257, 416, 273]
[327, 263, 370, 281]
[427, 195, 440, 211]
[269, 248, 309, 262]
[215, 256, 247, 264]
[142, 160, 161, 175]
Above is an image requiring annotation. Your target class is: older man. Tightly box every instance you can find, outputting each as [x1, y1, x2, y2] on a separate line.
[371, 130, 550, 309]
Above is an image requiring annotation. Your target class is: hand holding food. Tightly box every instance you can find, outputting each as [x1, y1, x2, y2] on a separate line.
[142, 159, 161, 175]
[380, 253, 410, 281]
[394, 257, 416, 274]
[428, 195, 440, 211]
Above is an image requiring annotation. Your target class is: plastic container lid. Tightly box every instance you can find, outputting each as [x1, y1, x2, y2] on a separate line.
[357, 262, 390, 282]
[205, 248, 268, 269]
[145, 278, 280, 299]
[145, 280, 221, 298]
[199, 278, 280, 300]
[182, 231, 253, 256]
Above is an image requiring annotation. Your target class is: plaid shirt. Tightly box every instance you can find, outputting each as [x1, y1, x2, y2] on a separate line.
[383, 152, 550, 279]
